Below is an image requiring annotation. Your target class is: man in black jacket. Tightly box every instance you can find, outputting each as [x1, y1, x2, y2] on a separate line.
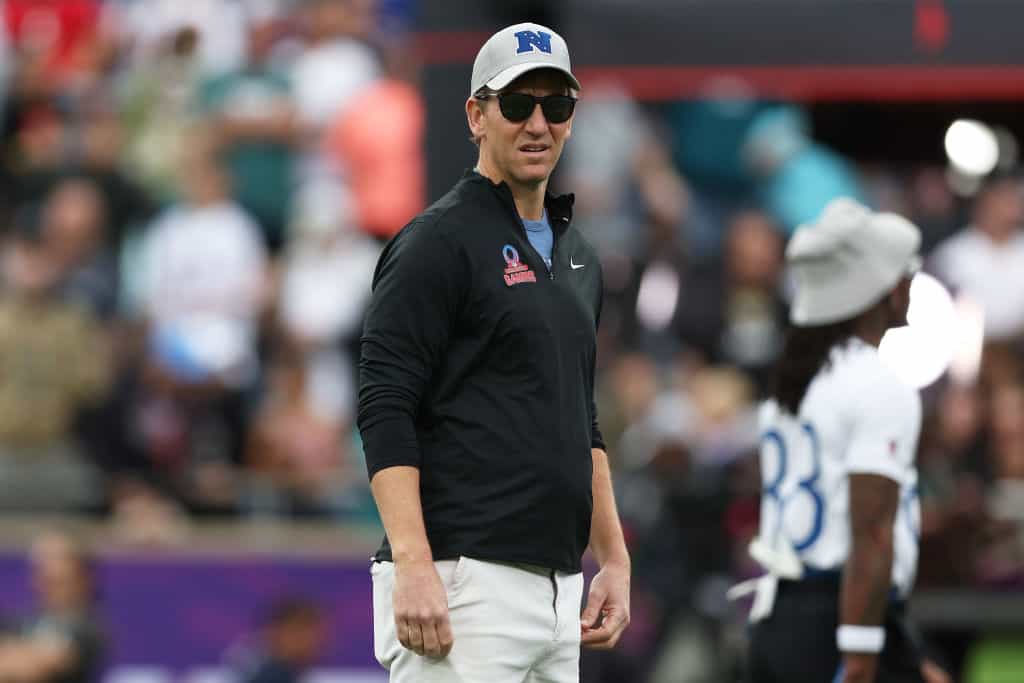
[358, 21, 631, 683]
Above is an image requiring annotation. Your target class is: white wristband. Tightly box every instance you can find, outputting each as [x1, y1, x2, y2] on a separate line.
[836, 625, 885, 653]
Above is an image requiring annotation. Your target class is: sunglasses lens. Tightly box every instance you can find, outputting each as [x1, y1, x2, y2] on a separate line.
[542, 96, 575, 123]
[497, 94, 576, 123]
[498, 93, 535, 122]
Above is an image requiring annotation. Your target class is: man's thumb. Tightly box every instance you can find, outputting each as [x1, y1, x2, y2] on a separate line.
[580, 587, 605, 627]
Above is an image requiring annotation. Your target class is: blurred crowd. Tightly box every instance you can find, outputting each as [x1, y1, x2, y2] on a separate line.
[3, 1, 1024, 680]
[0, 0, 422, 534]
[566, 91, 1024, 681]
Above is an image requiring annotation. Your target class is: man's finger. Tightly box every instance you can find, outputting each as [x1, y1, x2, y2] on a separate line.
[580, 588, 607, 628]
[396, 620, 412, 649]
[407, 622, 425, 655]
[437, 616, 455, 657]
[581, 611, 626, 649]
[581, 624, 618, 649]
[421, 620, 442, 658]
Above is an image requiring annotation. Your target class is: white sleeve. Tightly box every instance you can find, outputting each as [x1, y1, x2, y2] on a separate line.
[131, 215, 170, 319]
[844, 372, 921, 482]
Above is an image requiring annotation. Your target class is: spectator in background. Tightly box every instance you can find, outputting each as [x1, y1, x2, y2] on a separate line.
[5, 105, 68, 209]
[666, 94, 771, 261]
[587, 125, 692, 360]
[40, 177, 118, 319]
[231, 597, 326, 683]
[931, 175, 1024, 344]
[246, 349, 360, 519]
[915, 381, 993, 587]
[3, 100, 154, 251]
[120, 26, 204, 201]
[978, 379, 1024, 585]
[256, 181, 379, 518]
[615, 365, 756, 683]
[277, 178, 378, 363]
[618, 365, 757, 475]
[3, 0, 108, 100]
[0, 233, 110, 511]
[134, 147, 267, 385]
[675, 210, 787, 395]
[199, 17, 299, 252]
[560, 83, 699, 266]
[742, 106, 865, 236]
[594, 353, 661, 464]
[560, 85, 694, 358]
[290, 0, 378, 134]
[0, 531, 105, 683]
[107, 0, 253, 78]
[126, 148, 267, 512]
[74, 100, 155, 248]
[909, 166, 963, 254]
[323, 42, 425, 240]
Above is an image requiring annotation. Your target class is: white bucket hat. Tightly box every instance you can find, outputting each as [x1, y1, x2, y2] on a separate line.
[787, 197, 922, 326]
[470, 22, 580, 96]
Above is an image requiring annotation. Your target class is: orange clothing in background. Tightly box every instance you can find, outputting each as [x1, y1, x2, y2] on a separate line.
[325, 79, 425, 239]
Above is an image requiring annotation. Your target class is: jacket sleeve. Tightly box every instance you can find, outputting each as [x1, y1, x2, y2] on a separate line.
[590, 262, 606, 451]
[357, 221, 466, 479]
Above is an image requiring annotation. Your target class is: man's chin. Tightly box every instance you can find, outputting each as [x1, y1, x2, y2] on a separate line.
[513, 164, 552, 186]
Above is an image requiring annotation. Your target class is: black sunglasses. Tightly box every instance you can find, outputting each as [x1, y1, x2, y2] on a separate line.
[476, 92, 577, 124]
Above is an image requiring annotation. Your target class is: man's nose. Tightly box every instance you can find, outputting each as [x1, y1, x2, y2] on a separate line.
[524, 101, 548, 134]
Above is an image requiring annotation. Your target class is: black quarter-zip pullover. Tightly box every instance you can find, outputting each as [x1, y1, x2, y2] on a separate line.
[357, 170, 605, 573]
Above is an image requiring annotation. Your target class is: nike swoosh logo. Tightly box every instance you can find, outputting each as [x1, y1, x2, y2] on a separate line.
[570, 258, 585, 270]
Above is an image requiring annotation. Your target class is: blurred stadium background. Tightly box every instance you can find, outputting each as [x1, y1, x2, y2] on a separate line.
[1, 0, 1024, 681]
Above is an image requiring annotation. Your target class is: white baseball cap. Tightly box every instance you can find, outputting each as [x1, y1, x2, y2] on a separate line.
[470, 22, 581, 96]
[787, 198, 922, 326]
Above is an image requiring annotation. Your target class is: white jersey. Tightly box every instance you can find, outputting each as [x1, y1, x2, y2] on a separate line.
[756, 339, 922, 598]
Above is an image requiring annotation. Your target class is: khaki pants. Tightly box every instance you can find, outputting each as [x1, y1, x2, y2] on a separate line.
[372, 557, 584, 683]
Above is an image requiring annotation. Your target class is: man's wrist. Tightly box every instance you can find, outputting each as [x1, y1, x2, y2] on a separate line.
[391, 546, 434, 565]
[596, 550, 631, 572]
[837, 624, 886, 653]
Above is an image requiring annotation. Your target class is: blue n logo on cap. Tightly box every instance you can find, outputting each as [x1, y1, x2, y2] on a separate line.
[514, 30, 553, 54]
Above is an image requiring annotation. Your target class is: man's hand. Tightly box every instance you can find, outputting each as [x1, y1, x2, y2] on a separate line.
[580, 561, 630, 649]
[392, 558, 453, 659]
[921, 658, 953, 683]
[841, 652, 878, 683]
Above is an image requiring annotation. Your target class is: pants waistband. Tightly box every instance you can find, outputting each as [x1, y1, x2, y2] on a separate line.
[778, 571, 906, 609]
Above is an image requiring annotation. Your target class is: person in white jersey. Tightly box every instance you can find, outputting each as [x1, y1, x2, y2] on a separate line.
[744, 198, 951, 683]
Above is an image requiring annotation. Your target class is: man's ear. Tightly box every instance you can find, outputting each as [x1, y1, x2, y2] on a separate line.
[466, 97, 486, 142]
[563, 88, 577, 140]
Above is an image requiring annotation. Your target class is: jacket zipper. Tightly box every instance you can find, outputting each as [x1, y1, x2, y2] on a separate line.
[549, 238, 557, 281]
[516, 215, 562, 282]
[496, 183, 569, 283]
[549, 216, 571, 282]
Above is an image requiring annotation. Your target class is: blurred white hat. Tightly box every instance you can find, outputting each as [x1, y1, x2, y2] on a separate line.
[787, 197, 922, 326]
[471, 22, 580, 95]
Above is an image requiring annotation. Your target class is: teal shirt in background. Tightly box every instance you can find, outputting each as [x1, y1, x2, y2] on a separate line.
[198, 69, 294, 247]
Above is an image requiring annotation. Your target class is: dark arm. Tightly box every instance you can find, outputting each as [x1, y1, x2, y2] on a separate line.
[840, 473, 899, 681]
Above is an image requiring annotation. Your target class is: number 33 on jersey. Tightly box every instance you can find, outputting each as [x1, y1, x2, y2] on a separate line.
[755, 340, 923, 598]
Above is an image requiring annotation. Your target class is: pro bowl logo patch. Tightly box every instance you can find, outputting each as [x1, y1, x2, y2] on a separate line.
[502, 244, 537, 286]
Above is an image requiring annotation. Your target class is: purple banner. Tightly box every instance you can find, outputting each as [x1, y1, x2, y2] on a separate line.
[0, 551, 381, 675]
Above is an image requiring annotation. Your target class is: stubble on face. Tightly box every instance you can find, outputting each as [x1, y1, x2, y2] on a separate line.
[477, 69, 574, 190]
